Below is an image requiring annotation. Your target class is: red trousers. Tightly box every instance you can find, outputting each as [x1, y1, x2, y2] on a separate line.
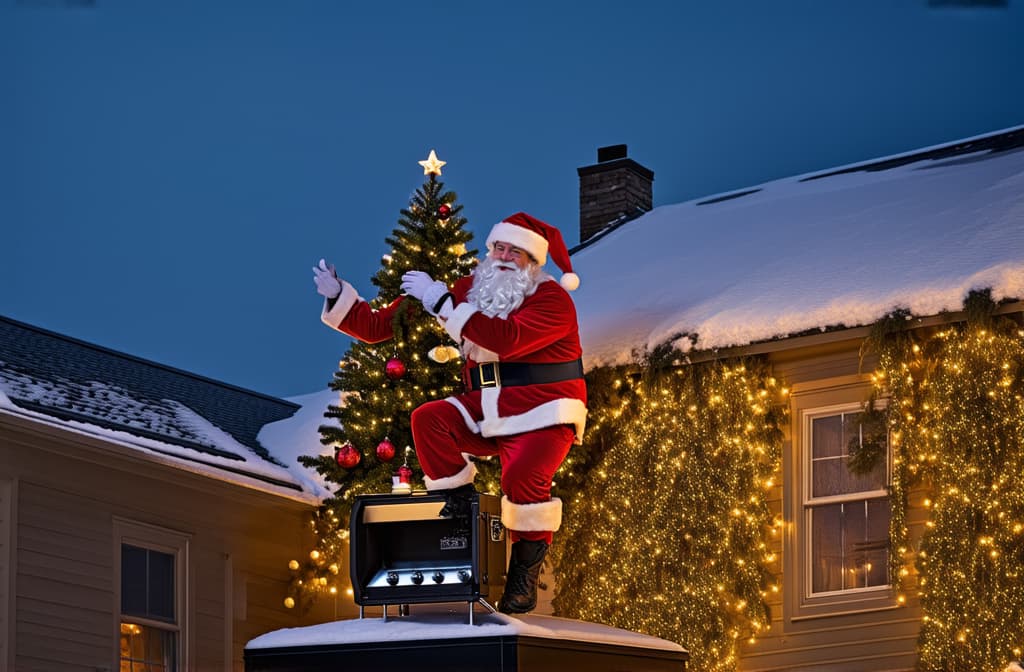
[411, 399, 574, 543]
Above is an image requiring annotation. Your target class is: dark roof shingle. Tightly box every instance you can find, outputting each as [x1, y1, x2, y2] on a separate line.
[0, 315, 301, 479]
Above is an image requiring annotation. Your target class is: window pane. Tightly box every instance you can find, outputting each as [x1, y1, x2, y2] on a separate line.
[812, 415, 843, 458]
[812, 456, 843, 497]
[120, 622, 176, 672]
[810, 500, 890, 594]
[845, 461, 886, 494]
[121, 545, 148, 616]
[121, 544, 175, 622]
[811, 411, 887, 498]
[861, 499, 891, 587]
[811, 504, 843, 593]
[843, 501, 867, 588]
[148, 550, 175, 622]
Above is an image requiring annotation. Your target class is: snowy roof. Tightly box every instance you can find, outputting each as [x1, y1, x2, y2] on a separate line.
[246, 608, 685, 653]
[0, 316, 330, 503]
[570, 126, 1024, 367]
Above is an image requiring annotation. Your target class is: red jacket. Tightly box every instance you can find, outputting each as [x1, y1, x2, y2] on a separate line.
[321, 275, 587, 443]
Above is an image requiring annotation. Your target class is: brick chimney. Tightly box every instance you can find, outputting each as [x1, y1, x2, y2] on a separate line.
[577, 144, 654, 244]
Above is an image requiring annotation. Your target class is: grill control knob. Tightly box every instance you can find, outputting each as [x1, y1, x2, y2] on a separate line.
[386, 571, 400, 586]
[411, 571, 424, 585]
[432, 570, 445, 584]
[457, 569, 471, 583]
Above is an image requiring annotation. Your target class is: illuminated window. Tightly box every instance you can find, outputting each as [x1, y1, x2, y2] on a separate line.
[803, 405, 890, 596]
[116, 520, 188, 672]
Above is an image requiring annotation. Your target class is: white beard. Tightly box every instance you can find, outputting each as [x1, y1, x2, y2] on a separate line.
[467, 256, 543, 319]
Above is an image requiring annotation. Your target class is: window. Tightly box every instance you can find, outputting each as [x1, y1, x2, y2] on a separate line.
[115, 520, 188, 672]
[804, 405, 889, 597]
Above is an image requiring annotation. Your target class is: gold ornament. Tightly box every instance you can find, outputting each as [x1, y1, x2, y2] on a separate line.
[428, 345, 461, 363]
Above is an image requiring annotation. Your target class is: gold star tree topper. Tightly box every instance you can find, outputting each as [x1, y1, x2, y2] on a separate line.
[418, 149, 446, 176]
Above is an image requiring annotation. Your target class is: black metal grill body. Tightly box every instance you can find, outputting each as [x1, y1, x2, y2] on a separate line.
[350, 492, 506, 606]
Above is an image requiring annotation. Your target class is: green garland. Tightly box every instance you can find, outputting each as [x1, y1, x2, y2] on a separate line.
[552, 346, 786, 672]
[867, 291, 1024, 670]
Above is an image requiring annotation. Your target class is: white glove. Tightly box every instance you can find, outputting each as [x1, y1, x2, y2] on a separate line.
[313, 259, 342, 299]
[401, 270, 449, 316]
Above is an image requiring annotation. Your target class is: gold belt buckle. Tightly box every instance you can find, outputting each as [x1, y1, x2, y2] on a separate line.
[478, 362, 500, 388]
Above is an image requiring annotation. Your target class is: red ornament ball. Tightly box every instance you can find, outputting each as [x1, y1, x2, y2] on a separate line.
[335, 442, 361, 469]
[385, 357, 406, 380]
[376, 438, 396, 462]
[437, 203, 452, 220]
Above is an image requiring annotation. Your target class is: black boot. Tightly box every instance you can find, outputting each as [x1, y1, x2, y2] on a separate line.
[437, 483, 476, 520]
[498, 539, 549, 614]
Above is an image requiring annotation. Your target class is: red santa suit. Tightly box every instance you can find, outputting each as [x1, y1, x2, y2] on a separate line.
[321, 214, 586, 544]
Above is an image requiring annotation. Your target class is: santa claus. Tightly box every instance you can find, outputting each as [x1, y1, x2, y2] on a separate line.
[313, 212, 586, 614]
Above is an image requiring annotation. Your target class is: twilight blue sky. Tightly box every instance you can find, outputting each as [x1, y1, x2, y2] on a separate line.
[3, 1, 1022, 398]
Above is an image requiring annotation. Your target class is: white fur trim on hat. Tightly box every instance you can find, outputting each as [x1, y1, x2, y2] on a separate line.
[487, 221, 549, 265]
[501, 496, 562, 532]
[422, 457, 478, 491]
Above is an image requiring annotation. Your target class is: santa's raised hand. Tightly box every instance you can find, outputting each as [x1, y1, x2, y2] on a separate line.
[312, 259, 342, 299]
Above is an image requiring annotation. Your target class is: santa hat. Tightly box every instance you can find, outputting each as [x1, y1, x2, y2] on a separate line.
[486, 212, 580, 291]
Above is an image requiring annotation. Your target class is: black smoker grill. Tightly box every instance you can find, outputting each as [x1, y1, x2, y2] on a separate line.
[349, 492, 506, 621]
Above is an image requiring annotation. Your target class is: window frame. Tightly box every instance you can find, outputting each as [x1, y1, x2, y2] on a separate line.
[802, 402, 891, 599]
[786, 376, 898, 621]
[113, 518, 190, 672]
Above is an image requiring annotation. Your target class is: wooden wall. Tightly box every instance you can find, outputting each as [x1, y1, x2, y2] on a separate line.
[0, 414, 342, 672]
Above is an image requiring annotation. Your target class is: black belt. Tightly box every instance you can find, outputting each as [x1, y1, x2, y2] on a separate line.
[468, 359, 584, 390]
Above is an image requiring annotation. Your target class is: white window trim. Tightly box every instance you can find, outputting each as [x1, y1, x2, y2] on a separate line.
[800, 401, 892, 602]
[113, 518, 191, 672]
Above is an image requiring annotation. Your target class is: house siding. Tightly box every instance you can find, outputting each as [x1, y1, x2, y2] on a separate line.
[1, 478, 13, 672]
[0, 415, 339, 672]
[16, 482, 113, 672]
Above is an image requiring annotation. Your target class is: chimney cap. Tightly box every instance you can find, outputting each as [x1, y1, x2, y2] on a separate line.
[597, 144, 628, 163]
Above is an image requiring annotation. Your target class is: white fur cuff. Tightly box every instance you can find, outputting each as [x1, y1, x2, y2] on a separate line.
[444, 302, 479, 342]
[320, 281, 359, 328]
[501, 495, 562, 532]
[422, 458, 477, 491]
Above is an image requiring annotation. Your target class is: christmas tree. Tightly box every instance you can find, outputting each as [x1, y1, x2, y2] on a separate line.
[289, 150, 480, 607]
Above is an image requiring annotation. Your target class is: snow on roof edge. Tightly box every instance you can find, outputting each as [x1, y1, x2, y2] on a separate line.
[0, 401, 322, 506]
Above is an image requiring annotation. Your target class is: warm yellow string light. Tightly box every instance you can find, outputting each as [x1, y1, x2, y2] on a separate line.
[552, 356, 784, 672]
[876, 303, 1024, 670]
